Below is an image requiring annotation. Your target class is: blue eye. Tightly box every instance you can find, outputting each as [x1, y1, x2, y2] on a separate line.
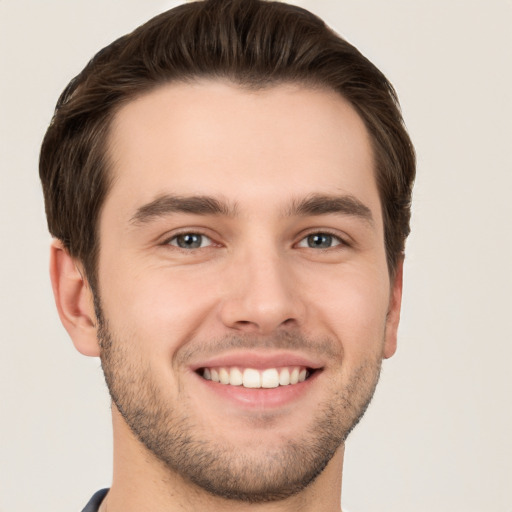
[168, 233, 212, 249]
[298, 233, 342, 249]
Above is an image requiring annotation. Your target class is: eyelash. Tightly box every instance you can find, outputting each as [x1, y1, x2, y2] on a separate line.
[162, 230, 349, 251]
[296, 231, 348, 250]
[164, 231, 215, 250]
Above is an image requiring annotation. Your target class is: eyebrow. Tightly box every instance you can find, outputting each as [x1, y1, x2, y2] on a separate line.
[129, 192, 373, 225]
[130, 194, 238, 224]
[285, 193, 374, 224]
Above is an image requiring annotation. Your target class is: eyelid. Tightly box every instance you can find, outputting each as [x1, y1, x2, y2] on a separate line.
[158, 228, 350, 250]
[161, 229, 219, 249]
[169, 233, 212, 248]
[295, 229, 350, 249]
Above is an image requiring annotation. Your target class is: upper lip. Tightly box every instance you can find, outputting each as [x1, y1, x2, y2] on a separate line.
[189, 350, 325, 372]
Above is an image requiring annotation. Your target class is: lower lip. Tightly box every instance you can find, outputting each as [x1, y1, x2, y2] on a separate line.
[193, 370, 321, 409]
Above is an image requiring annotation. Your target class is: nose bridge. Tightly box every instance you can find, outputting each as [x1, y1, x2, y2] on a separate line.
[219, 239, 303, 333]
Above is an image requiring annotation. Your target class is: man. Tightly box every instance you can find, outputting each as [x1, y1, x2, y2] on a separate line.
[39, 0, 415, 510]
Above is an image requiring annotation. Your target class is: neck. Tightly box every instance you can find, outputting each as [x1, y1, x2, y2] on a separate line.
[105, 409, 344, 512]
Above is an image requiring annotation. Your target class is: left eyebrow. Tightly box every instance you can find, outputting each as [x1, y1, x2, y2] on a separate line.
[284, 193, 374, 224]
[130, 194, 238, 225]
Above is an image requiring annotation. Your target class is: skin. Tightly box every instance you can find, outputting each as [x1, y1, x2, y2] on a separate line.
[50, 81, 403, 512]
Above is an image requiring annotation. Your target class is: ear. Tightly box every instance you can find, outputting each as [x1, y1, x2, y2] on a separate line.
[49, 239, 100, 357]
[383, 259, 404, 359]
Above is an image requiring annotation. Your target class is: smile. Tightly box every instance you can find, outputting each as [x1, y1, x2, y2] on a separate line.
[199, 366, 311, 388]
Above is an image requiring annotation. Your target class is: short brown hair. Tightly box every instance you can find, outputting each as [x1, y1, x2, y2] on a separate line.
[40, 0, 415, 290]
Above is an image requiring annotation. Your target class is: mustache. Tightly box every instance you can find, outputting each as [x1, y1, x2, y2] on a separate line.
[175, 331, 343, 366]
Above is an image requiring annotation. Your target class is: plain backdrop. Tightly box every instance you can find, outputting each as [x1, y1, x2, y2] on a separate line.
[1, 1, 511, 511]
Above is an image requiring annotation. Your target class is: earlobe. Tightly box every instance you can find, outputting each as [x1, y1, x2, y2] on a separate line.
[49, 240, 100, 357]
[383, 259, 404, 359]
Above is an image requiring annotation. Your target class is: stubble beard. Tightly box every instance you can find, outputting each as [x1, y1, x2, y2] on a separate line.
[96, 306, 383, 504]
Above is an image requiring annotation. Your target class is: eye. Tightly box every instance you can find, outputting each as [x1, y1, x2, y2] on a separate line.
[297, 233, 343, 249]
[167, 233, 213, 249]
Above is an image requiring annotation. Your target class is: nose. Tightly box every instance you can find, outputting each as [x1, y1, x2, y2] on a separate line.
[218, 248, 305, 335]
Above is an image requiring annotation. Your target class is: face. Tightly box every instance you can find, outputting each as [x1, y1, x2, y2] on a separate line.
[95, 81, 401, 502]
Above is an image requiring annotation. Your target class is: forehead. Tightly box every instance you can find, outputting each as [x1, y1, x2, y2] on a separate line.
[105, 80, 380, 221]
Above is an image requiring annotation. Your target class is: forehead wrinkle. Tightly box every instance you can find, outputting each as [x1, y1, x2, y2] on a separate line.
[130, 194, 239, 225]
[283, 193, 374, 224]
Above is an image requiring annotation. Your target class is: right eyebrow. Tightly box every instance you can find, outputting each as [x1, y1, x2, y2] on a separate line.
[130, 194, 239, 225]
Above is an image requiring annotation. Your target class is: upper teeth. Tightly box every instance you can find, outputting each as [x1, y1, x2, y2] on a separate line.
[202, 366, 309, 388]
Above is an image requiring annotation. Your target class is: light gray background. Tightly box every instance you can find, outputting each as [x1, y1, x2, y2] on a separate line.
[1, 1, 511, 511]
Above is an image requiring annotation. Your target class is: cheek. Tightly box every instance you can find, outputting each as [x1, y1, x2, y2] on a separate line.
[98, 260, 219, 356]
[304, 265, 390, 357]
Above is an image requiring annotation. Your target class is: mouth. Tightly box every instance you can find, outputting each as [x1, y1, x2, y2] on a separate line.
[189, 351, 325, 408]
[196, 365, 317, 389]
